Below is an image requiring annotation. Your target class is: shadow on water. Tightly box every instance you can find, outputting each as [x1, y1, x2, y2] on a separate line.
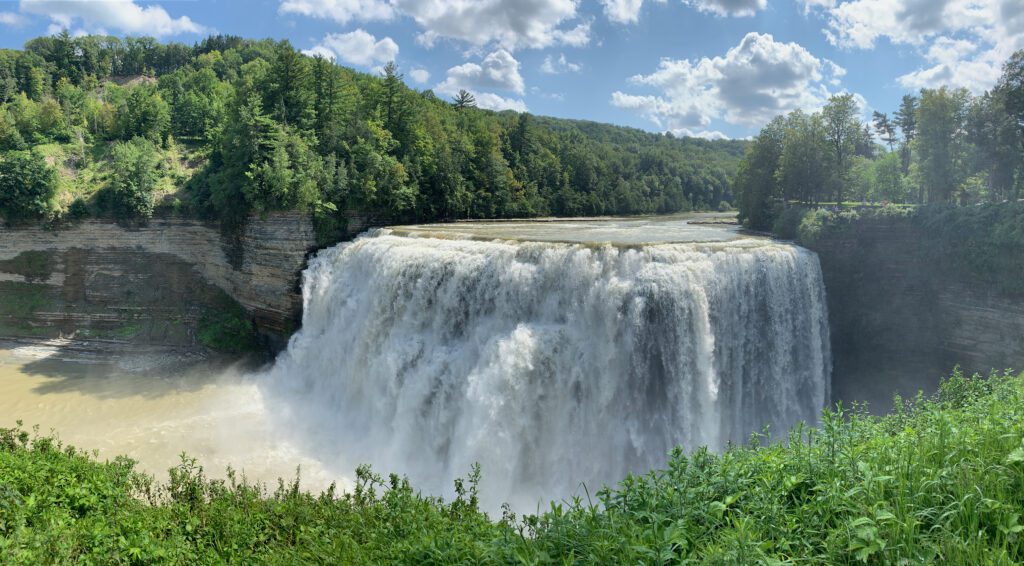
[2, 340, 264, 400]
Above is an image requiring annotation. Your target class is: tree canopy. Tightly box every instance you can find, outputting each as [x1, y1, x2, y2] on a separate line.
[736, 51, 1024, 230]
[0, 33, 745, 234]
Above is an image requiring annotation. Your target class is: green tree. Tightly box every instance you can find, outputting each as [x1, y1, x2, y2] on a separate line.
[894, 94, 918, 174]
[266, 40, 312, 129]
[0, 107, 25, 150]
[115, 84, 170, 142]
[997, 50, 1024, 133]
[916, 87, 970, 203]
[0, 150, 57, 219]
[380, 61, 407, 136]
[848, 156, 875, 202]
[160, 67, 229, 141]
[208, 91, 283, 214]
[736, 115, 785, 230]
[311, 56, 353, 154]
[453, 90, 476, 109]
[37, 97, 68, 141]
[8, 93, 40, 140]
[994, 50, 1024, 199]
[109, 136, 160, 218]
[776, 110, 828, 205]
[966, 91, 1018, 202]
[821, 93, 860, 203]
[871, 151, 907, 203]
[872, 111, 897, 151]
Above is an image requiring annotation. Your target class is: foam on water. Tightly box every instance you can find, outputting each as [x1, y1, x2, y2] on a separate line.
[261, 227, 831, 510]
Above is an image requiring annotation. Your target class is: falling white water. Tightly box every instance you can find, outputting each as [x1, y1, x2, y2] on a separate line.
[261, 227, 831, 510]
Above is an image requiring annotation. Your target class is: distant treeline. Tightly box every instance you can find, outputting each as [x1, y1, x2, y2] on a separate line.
[0, 32, 745, 236]
[736, 50, 1024, 230]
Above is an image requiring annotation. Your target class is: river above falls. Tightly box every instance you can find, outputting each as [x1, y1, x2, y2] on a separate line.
[394, 211, 744, 245]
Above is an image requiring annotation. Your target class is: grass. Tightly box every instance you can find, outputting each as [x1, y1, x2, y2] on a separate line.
[0, 369, 1022, 564]
[26, 139, 207, 219]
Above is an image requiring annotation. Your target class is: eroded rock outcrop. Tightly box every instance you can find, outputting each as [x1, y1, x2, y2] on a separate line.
[0, 213, 317, 353]
[809, 217, 1024, 407]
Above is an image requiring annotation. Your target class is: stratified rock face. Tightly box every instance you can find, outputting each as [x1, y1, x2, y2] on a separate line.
[810, 218, 1024, 408]
[0, 214, 317, 351]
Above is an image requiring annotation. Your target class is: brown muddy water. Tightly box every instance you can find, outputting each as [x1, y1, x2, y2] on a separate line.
[0, 343, 344, 492]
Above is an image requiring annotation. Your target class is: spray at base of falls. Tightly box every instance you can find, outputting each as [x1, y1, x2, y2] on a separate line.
[261, 229, 831, 510]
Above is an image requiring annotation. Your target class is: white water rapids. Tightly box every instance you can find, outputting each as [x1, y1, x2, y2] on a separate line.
[261, 225, 831, 510]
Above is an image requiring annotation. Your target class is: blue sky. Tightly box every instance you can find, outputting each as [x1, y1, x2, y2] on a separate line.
[1, 0, 1021, 139]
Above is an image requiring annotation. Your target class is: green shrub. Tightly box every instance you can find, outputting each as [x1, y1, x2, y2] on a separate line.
[196, 299, 258, 353]
[0, 150, 57, 220]
[109, 137, 160, 219]
[505, 369, 1024, 564]
[2, 369, 1023, 563]
[916, 202, 1024, 296]
[770, 205, 809, 240]
[67, 197, 89, 220]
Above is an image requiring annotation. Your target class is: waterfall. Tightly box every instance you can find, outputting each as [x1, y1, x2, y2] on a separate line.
[261, 229, 831, 510]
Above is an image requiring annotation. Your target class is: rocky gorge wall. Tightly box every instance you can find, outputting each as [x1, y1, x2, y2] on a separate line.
[0, 213, 325, 355]
[3, 208, 1020, 405]
[808, 217, 1024, 409]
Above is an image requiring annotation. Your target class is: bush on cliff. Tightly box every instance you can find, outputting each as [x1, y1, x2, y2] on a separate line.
[772, 202, 1024, 296]
[196, 298, 259, 354]
[2, 369, 1023, 563]
[108, 137, 161, 219]
[916, 202, 1024, 296]
[0, 150, 57, 221]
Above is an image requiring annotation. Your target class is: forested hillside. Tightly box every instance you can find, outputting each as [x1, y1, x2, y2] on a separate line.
[0, 33, 744, 240]
[735, 50, 1024, 231]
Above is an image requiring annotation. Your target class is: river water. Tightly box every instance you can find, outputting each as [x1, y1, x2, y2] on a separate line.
[0, 213, 831, 511]
[0, 346, 340, 492]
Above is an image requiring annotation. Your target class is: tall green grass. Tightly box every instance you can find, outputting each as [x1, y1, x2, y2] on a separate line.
[1, 369, 1022, 564]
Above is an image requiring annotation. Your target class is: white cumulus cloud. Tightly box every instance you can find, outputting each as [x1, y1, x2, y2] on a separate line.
[808, 0, 1024, 93]
[599, 0, 761, 23]
[437, 49, 525, 95]
[670, 127, 731, 140]
[600, 0, 652, 24]
[303, 30, 399, 68]
[685, 0, 767, 17]
[20, 0, 205, 36]
[279, 0, 587, 50]
[436, 49, 526, 112]
[540, 53, 581, 74]
[0, 12, 23, 25]
[409, 68, 431, 83]
[473, 92, 528, 112]
[796, 0, 836, 13]
[280, 0, 395, 24]
[612, 32, 846, 131]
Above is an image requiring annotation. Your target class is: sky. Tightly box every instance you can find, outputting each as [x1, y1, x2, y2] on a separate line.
[0, 0, 1022, 139]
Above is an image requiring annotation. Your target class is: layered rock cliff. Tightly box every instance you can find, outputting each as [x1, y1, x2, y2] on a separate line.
[0, 213, 319, 354]
[808, 217, 1024, 408]
[2, 210, 1021, 400]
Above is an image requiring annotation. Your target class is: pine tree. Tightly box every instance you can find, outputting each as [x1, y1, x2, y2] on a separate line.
[453, 89, 476, 109]
[871, 111, 897, 151]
